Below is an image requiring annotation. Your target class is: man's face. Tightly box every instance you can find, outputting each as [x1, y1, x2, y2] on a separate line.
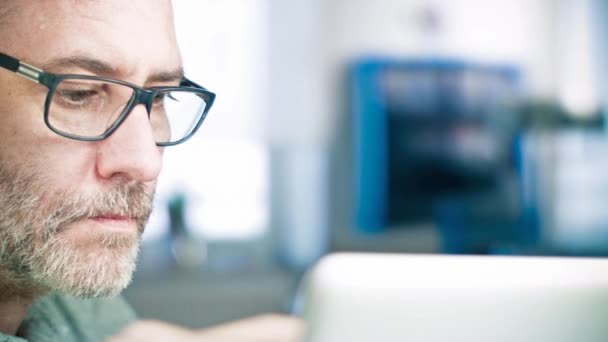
[0, 0, 181, 297]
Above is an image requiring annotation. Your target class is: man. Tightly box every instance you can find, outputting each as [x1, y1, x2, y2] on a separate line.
[0, 1, 301, 341]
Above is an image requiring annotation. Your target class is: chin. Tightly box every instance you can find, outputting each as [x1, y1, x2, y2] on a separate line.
[30, 228, 141, 298]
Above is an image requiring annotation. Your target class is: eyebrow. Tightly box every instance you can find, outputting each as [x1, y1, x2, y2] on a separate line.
[41, 56, 117, 76]
[40, 55, 185, 84]
[148, 69, 185, 83]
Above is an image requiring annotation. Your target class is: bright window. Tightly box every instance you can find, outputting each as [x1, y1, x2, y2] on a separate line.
[144, 0, 269, 241]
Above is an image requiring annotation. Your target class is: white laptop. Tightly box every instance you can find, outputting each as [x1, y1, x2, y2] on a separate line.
[300, 253, 608, 342]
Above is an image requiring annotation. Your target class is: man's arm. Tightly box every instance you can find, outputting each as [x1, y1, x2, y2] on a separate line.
[105, 314, 304, 342]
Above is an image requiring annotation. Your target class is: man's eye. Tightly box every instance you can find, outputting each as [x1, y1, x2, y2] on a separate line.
[57, 89, 98, 104]
[152, 93, 166, 105]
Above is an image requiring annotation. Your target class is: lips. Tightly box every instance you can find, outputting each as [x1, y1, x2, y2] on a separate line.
[88, 215, 138, 230]
[90, 215, 131, 221]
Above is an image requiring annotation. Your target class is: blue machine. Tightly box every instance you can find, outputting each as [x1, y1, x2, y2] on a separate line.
[353, 58, 522, 253]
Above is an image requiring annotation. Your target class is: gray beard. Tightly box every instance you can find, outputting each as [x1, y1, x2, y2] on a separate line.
[0, 164, 153, 298]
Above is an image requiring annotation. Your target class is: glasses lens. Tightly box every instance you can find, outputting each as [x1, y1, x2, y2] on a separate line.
[47, 78, 210, 144]
[150, 90, 209, 144]
[47, 78, 135, 138]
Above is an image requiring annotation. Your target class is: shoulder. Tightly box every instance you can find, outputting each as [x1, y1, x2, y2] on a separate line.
[0, 332, 28, 342]
[19, 293, 137, 342]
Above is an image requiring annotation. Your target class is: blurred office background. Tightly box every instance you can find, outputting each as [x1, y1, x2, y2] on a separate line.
[124, 0, 608, 329]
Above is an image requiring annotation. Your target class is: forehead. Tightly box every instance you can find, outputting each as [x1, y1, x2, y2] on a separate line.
[0, 0, 181, 81]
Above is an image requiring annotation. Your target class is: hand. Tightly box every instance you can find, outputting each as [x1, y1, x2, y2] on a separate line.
[105, 320, 199, 342]
[194, 314, 304, 341]
[106, 314, 304, 342]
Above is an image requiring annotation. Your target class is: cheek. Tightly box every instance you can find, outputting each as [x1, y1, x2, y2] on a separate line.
[3, 129, 100, 194]
[0, 79, 99, 189]
[36, 142, 98, 186]
[0, 88, 55, 158]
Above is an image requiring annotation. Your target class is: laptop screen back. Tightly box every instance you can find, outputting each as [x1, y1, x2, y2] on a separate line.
[301, 253, 608, 342]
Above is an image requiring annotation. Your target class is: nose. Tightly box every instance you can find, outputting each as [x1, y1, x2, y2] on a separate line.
[95, 104, 162, 182]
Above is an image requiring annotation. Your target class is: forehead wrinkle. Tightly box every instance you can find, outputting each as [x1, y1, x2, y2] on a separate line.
[41, 55, 119, 76]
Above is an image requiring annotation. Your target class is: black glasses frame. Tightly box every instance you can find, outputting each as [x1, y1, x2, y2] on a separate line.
[0, 52, 216, 146]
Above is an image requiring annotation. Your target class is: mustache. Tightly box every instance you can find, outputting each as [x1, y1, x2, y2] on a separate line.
[42, 182, 154, 240]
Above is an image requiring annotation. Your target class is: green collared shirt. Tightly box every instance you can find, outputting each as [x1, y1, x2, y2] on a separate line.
[0, 293, 136, 342]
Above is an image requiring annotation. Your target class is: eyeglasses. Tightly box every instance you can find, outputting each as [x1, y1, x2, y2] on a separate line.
[0, 52, 215, 146]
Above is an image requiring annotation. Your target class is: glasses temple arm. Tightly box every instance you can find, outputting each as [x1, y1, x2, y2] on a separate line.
[0, 52, 43, 83]
[181, 77, 212, 91]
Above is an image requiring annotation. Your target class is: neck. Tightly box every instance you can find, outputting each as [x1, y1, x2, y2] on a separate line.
[0, 297, 36, 336]
[0, 269, 44, 336]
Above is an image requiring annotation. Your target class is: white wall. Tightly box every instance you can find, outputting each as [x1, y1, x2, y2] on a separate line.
[328, 0, 557, 103]
[265, 0, 333, 146]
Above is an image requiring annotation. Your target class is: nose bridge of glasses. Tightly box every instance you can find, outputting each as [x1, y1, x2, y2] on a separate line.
[132, 88, 157, 116]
